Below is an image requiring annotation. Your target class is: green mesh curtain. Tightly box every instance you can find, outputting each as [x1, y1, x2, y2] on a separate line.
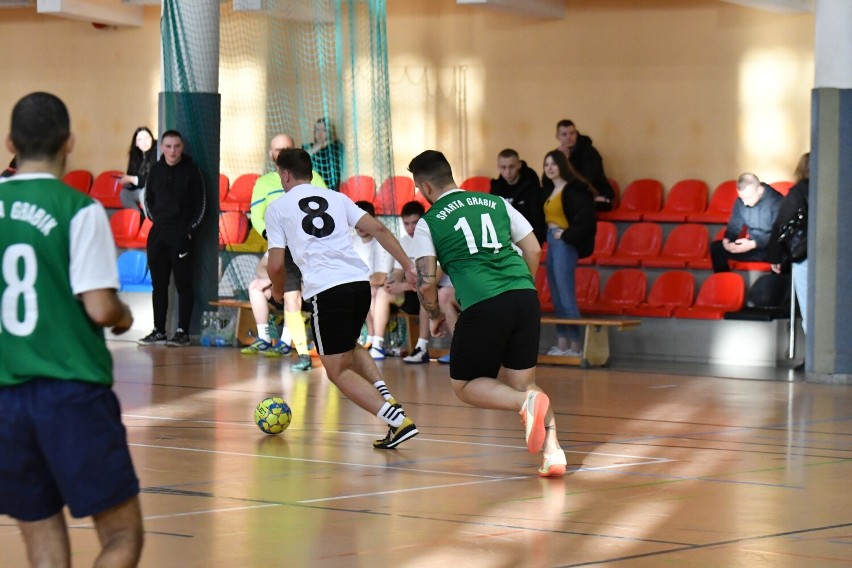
[164, 0, 396, 306]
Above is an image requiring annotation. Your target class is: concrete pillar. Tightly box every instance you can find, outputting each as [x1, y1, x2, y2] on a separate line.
[158, 0, 221, 337]
[807, 0, 852, 382]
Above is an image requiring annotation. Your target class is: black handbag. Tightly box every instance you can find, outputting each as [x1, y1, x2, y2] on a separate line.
[778, 207, 807, 261]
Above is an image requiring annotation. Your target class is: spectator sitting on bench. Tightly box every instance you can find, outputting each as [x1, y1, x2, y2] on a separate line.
[238, 253, 287, 354]
[374, 201, 434, 364]
[352, 200, 396, 360]
[710, 173, 783, 273]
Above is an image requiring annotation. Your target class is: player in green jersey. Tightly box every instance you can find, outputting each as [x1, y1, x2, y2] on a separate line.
[409, 150, 567, 477]
[0, 92, 143, 566]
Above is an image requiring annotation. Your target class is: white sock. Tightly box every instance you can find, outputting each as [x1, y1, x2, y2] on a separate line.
[373, 380, 392, 400]
[257, 323, 270, 342]
[372, 336, 385, 350]
[415, 338, 429, 351]
[279, 326, 292, 346]
[378, 401, 404, 427]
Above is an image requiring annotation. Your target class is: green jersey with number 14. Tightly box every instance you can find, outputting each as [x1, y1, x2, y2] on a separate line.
[0, 175, 116, 387]
[422, 190, 535, 309]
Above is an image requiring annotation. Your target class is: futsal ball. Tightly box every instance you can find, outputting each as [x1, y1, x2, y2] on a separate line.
[254, 397, 292, 435]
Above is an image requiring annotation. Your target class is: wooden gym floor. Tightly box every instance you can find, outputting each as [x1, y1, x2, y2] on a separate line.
[3, 342, 852, 567]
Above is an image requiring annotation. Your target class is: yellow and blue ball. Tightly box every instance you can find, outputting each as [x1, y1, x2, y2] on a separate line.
[254, 397, 292, 435]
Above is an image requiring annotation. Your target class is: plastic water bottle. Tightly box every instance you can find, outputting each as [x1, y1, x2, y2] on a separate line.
[200, 312, 212, 346]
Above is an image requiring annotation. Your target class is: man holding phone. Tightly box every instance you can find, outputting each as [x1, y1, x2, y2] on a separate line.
[709, 172, 783, 272]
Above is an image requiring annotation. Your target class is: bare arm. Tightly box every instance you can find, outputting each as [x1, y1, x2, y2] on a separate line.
[515, 232, 541, 276]
[79, 289, 133, 334]
[415, 255, 447, 336]
[355, 214, 416, 287]
[267, 247, 287, 303]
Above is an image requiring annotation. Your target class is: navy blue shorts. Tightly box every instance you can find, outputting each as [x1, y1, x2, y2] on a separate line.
[0, 379, 140, 522]
[307, 281, 371, 356]
[450, 288, 541, 380]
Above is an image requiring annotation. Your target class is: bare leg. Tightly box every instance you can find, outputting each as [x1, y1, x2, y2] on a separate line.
[247, 278, 271, 332]
[92, 496, 144, 568]
[320, 348, 388, 414]
[438, 286, 459, 335]
[373, 287, 395, 343]
[19, 512, 71, 568]
[283, 290, 309, 355]
[418, 305, 431, 340]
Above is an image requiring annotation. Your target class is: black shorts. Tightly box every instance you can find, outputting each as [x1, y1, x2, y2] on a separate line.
[450, 288, 541, 381]
[0, 379, 139, 521]
[283, 248, 302, 293]
[307, 281, 371, 356]
[400, 291, 420, 315]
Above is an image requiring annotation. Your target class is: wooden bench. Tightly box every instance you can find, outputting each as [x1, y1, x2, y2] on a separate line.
[209, 299, 277, 346]
[538, 317, 641, 368]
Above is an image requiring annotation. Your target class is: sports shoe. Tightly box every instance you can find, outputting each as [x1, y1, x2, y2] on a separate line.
[538, 450, 567, 477]
[437, 353, 451, 364]
[240, 338, 273, 354]
[373, 417, 419, 449]
[263, 341, 292, 358]
[369, 346, 386, 360]
[520, 390, 550, 454]
[137, 330, 167, 345]
[547, 345, 568, 356]
[166, 329, 190, 347]
[403, 347, 430, 364]
[563, 349, 583, 358]
[291, 354, 312, 371]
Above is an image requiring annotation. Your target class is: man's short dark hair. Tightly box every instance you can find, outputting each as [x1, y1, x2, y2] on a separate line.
[556, 119, 575, 131]
[354, 200, 375, 217]
[160, 129, 183, 141]
[408, 150, 454, 187]
[497, 148, 519, 160]
[10, 92, 70, 161]
[275, 148, 313, 180]
[400, 200, 425, 217]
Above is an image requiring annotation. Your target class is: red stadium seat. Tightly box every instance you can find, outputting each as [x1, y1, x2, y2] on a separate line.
[578, 221, 617, 266]
[63, 169, 93, 194]
[643, 224, 710, 268]
[534, 261, 553, 313]
[218, 211, 250, 246]
[770, 180, 794, 196]
[687, 179, 737, 223]
[729, 260, 772, 272]
[585, 269, 647, 315]
[643, 179, 708, 222]
[597, 178, 663, 221]
[460, 176, 491, 193]
[219, 173, 230, 206]
[597, 222, 663, 266]
[673, 272, 745, 319]
[90, 170, 125, 209]
[608, 178, 620, 210]
[375, 176, 415, 215]
[221, 173, 258, 212]
[340, 175, 377, 204]
[575, 267, 600, 311]
[129, 217, 152, 249]
[625, 271, 695, 318]
[109, 209, 141, 248]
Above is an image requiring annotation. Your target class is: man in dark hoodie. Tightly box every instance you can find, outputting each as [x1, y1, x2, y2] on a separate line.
[138, 130, 206, 346]
[490, 148, 546, 244]
[555, 119, 615, 211]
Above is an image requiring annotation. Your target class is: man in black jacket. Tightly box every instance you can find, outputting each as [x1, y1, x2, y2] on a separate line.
[710, 172, 782, 272]
[490, 149, 546, 244]
[138, 130, 206, 346]
[555, 119, 615, 211]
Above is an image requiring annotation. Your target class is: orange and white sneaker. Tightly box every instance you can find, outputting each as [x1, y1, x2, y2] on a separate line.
[538, 450, 567, 477]
[520, 390, 550, 453]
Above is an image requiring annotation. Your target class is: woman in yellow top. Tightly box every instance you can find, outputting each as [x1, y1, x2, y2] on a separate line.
[541, 150, 597, 356]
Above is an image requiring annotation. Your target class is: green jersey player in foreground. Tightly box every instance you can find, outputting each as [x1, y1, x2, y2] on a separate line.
[0, 92, 143, 566]
[409, 150, 567, 476]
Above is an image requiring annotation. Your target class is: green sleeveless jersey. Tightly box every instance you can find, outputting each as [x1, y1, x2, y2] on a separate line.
[423, 190, 535, 309]
[0, 176, 114, 387]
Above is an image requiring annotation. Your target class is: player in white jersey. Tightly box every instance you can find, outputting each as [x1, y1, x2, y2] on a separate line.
[264, 148, 419, 449]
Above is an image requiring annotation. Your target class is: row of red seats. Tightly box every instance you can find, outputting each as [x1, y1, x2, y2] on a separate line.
[582, 221, 771, 272]
[597, 178, 793, 224]
[63, 169, 126, 208]
[535, 264, 745, 320]
[110, 208, 251, 250]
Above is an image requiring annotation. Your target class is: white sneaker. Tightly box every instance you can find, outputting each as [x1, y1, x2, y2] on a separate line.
[520, 390, 550, 454]
[369, 346, 386, 360]
[403, 346, 430, 364]
[563, 349, 583, 358]
[547, 345, 568, 356]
